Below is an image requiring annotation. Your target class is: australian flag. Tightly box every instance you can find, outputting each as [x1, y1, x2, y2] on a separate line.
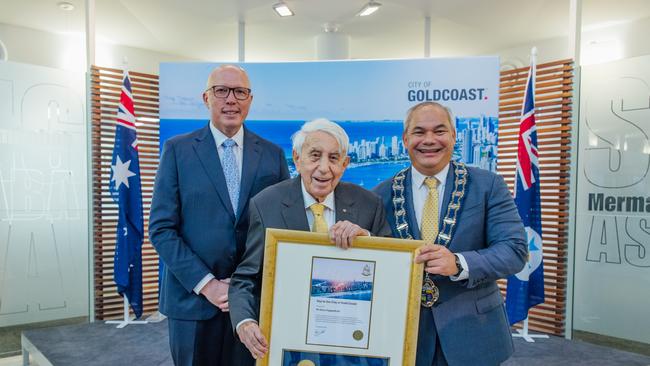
[109, 71, 144, 318]
[505, 54, 545, 326]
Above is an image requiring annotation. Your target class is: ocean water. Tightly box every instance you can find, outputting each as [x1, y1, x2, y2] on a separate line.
[313, 290, 374, 302]
[160, 119, 409, 188]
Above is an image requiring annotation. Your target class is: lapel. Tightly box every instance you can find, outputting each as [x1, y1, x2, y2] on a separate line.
[236, 127, 261, 219]
[405, 168, 421, 240]
[280, 178, 310, 231]
[439, 163, 455, 232]
[192, 124, 236, 221]
[334, 183, 357, 224]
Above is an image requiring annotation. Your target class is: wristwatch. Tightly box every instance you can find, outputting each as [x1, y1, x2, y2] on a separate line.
[453, 254, 463, 276]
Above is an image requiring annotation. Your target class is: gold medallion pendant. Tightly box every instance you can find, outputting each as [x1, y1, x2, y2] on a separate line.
[421, 275, 439, 307]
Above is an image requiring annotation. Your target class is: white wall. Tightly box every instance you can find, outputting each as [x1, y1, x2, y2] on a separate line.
[350, 18, 425, 60]
[495, 37, 569, 70]
[494, 15, 650, 68]
[245, 21, 316, 61]
[3, 15, 650, 74]
[0, 23, 198, 74]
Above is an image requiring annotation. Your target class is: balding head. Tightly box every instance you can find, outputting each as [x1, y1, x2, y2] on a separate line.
[205, 65, 251, 90]
[202, 64, 253, 137]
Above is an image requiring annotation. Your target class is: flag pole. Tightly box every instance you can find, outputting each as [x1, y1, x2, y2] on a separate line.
[512, 317, 549, 342]
[510, 47, 549, 343]
[106, 297, 148, 328]
[105, 59, 148, 328]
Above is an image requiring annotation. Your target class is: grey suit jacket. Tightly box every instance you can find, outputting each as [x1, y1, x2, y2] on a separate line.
[229, 177, 392, 329]
[149, 124, 289, 320]
[373, 164, 527, 366]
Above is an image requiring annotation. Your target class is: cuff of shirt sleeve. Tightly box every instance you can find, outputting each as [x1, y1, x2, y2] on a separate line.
[236, 318, 258, 332]
[193, 273, 215, 294]
[450, 253, 469, 281]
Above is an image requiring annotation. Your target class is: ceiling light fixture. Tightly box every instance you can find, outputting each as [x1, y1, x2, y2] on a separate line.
[357, 1, 381, 16]
[57, 1, 75, 11]
[273, 2, 294, 17]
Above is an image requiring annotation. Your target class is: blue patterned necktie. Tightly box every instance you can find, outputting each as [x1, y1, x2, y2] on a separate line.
[221, 138, 240, 214]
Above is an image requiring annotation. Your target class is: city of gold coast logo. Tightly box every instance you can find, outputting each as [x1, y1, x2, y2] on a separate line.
[362, 264, 372, 276]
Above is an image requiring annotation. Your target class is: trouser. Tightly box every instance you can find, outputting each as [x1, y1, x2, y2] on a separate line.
[168, 313, 254, 366]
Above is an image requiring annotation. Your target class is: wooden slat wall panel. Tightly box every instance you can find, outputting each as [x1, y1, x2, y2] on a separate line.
[91, 65, 160, 320]
[497, 59, 573, 336]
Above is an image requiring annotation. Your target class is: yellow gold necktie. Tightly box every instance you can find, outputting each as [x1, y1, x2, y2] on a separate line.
[421, 177, 439, 243]
[310, 203, 328, 233]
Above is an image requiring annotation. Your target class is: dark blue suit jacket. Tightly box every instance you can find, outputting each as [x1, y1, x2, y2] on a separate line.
[149, 124, 289, 320]
[373, 164, 527, 366]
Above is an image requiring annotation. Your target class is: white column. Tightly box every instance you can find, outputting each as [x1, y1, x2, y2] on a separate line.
[84, 0, 96, 322]
[316, 32, 350, 60]
[568, 0, 582, 64]
[565, 0, 583, 340]
[424, 16, 431, 58]
[85, 0, 95, 68]
[238, 21, 245, 62]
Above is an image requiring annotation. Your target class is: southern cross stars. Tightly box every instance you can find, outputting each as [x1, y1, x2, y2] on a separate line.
[111, 156, 136, 189]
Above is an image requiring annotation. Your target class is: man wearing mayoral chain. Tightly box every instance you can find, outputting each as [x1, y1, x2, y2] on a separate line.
[229, 118, 392, 360]
[373, 101, 527, 366]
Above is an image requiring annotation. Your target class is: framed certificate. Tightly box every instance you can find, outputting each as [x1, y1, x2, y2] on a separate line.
[258, 229, 424, 366]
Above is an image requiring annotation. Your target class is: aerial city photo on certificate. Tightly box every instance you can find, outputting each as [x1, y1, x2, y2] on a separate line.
[306, 257, 376, 349]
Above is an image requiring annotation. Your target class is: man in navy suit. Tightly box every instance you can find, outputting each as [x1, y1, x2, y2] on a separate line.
[373, 102, 527, 366]
[149, 65, 289, 365]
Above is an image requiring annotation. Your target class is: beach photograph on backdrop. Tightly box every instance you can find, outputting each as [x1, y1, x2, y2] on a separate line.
[159, 58, 500, 187]
[306, 257, 375, 349]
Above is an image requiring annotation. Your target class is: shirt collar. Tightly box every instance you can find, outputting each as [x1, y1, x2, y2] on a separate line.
[209, 122, 244, 148]
[412, 163, 450, 189]
[301, 179, 335, 211]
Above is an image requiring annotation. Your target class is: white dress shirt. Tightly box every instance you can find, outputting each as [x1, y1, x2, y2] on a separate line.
[210, 122, 244, 179]
[411, 164, 469, 281]
[301, 180, 336, 230]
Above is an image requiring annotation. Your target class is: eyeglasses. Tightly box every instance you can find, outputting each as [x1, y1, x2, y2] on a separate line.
[206, 85, 251, 100]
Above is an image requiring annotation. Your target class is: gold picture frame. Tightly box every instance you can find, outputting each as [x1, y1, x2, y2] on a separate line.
[257, 228, 424, 366]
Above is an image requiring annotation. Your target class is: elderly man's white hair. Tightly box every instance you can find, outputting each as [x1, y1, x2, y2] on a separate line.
[291, 118, 350, 156]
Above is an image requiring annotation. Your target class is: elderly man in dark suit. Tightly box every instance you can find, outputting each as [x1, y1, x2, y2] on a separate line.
[228, 118, 391, 360]
[373, 101, 527, 366]
[149, 65, 289, 365]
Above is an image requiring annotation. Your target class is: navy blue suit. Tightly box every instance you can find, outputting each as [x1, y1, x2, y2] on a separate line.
[149, 124, 289, 365]
[373, 165, 527, 366]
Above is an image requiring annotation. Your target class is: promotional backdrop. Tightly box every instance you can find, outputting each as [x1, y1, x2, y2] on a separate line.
[160, 58, 499, 187]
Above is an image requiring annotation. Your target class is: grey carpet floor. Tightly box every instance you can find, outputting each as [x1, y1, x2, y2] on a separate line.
[0, 317, 86, 358]
[20, 320, 650, 365]
[506, 335, 650, 366]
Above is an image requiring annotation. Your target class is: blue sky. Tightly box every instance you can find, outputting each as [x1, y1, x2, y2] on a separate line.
[160, 57, 499, 121]
[312, 257, 375, 283]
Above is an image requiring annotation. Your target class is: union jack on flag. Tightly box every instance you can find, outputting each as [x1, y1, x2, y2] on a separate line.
[109, 71, 144, 318]
[505, 53, 545, 326]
